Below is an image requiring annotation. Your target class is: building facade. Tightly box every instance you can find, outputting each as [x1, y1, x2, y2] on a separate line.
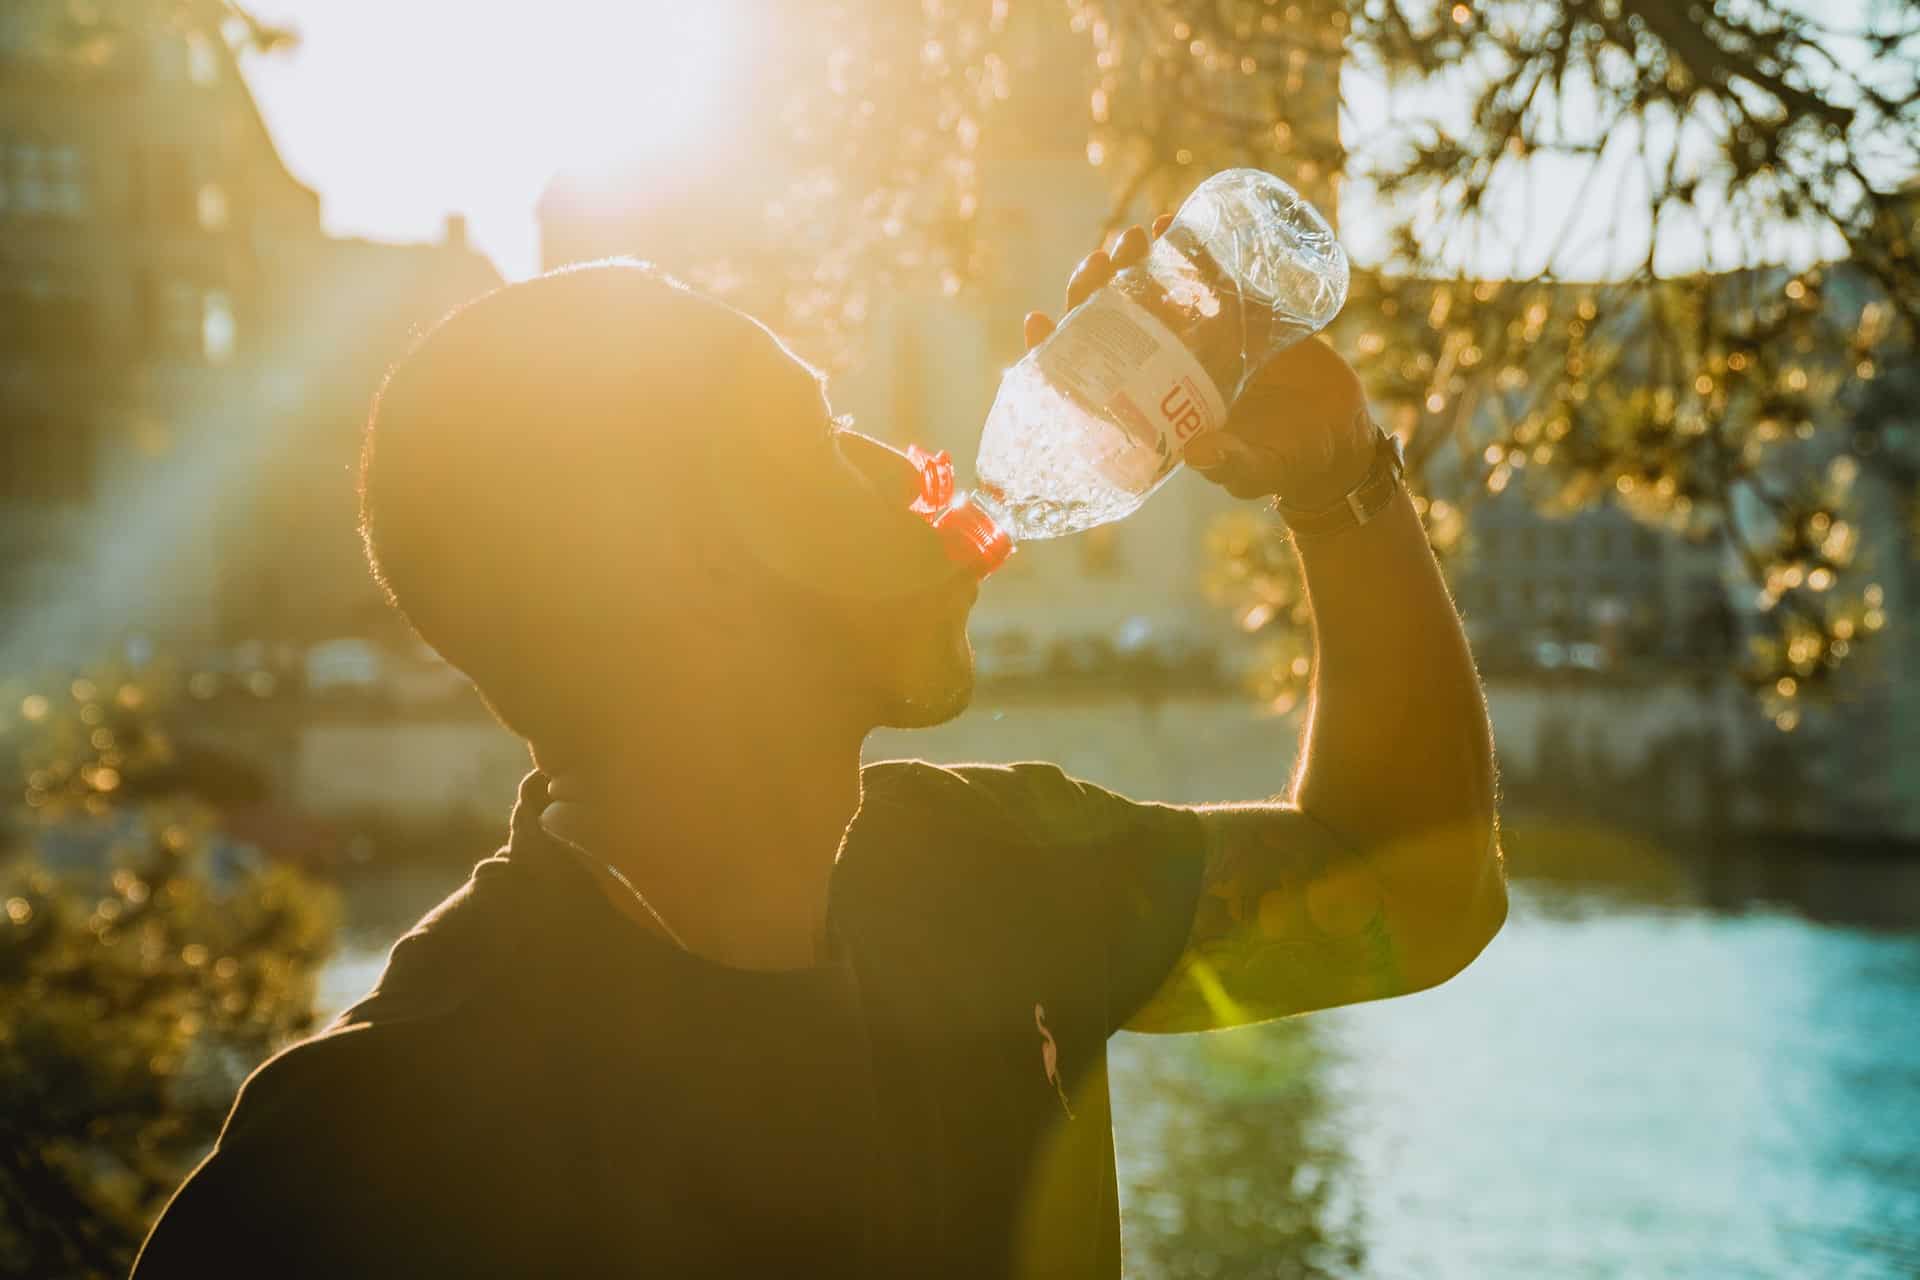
[0, 4, 498, 673]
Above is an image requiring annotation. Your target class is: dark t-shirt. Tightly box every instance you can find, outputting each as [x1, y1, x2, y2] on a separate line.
[132, 760, 1206, 1279]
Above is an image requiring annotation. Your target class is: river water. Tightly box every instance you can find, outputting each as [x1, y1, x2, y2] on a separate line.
[320, 859, 1920, 1278]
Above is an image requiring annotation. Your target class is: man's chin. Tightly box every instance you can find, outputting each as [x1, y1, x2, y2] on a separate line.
[881, 663, 975, 729]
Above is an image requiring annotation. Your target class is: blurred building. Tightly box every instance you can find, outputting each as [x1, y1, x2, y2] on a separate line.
[1449, 493, 1735, 674]
[0, 8, 498, 672]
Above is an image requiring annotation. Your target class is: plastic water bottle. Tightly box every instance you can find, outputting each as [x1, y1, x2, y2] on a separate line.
[926, 170, 1347, 570]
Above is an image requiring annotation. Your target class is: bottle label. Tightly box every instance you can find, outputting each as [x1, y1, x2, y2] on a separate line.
[1036, 286, 1230, 475]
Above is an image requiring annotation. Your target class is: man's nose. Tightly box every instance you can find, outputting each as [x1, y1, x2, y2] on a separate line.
[835, 431, 925, 507]
[819, 429, 970, 586]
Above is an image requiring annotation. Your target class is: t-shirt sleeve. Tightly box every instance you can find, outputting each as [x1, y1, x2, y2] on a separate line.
[938, 761, 1208, 1037]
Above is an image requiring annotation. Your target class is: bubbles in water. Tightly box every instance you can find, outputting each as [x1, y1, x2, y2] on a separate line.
[974, 361, 1162, 540]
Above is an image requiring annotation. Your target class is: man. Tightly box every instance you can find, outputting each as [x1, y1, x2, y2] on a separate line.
[134, 220, 1504, 1278]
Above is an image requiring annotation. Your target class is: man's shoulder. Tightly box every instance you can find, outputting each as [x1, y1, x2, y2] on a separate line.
[201, 991, 549, 1211]
[858, 758, 1080, 838]
[858, 758, 1197, 849]
[330, 853, 557, 1029]
[221, 865, 549, 1151]
[135, 1014, 535, 1278]
[216, 1013, 452, 1158]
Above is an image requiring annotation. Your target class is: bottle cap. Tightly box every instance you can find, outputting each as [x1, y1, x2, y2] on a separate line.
[933, 493, 1015, 576]
[907, 446, 1015, 577]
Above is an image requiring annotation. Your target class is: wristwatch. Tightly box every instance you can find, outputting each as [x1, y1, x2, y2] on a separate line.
[1270, 417, 1407, 540]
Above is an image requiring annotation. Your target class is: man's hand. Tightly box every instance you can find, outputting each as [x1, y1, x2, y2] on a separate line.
[1023, 218, 1375, 512]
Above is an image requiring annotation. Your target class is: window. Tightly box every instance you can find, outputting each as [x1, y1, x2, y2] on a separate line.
[8, 142, 46, 213]
[197, 181, 228, 231]
[202, 290, 235, 363]
[49, 145, 86, 215]
[0, 142, 90, 217]
[185, 31, 219, 86]
[138, 272, 209, 358]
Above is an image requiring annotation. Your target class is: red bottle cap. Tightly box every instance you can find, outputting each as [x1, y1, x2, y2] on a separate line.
[907, 446, 1015, 577]
[907, 445, 954, 518]
[934, 494, 1015, 576]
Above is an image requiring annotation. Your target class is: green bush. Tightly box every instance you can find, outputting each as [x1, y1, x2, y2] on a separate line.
[0, 667, 338, 1279]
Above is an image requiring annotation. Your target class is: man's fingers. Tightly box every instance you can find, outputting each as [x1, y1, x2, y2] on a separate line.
[1111, 224, 1149, 268]
[1066, 249, 1112, 310]
[1152, 212, 1174, 237]
[1024, 311, 1055, 350]
[1185, 432, 1281, 499]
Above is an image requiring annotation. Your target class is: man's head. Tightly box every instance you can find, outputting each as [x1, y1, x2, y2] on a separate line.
[359, 261, 978, 764]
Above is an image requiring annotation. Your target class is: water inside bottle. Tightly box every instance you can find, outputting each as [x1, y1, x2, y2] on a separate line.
[975, 360, 1164, 540]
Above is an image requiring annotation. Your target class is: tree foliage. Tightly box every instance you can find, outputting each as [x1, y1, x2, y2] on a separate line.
[770, 0, 1918, 726]
[0, 665, 337, 1279]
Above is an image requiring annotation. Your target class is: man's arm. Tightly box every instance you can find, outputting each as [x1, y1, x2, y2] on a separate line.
[1031, 223, 1505, 1035]
[1125, 484, 1505, 1033]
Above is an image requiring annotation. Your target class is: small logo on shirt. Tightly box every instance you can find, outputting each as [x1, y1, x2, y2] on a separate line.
[1034, 1003, 1074, 1119]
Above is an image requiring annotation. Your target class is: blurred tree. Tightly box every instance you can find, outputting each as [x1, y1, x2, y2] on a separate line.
[1114, 1022, 1363, 1278]
[0, 666, 337, 1279]
[763, 0, 1918, 728]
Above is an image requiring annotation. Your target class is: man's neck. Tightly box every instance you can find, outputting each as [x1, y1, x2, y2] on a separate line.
[537, 714, 867, 972]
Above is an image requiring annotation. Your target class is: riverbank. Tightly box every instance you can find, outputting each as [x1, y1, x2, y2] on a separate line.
[174, 684, 1920, 878]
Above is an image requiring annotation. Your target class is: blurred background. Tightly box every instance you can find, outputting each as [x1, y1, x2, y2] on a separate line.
[2, 0, 1918, 1276]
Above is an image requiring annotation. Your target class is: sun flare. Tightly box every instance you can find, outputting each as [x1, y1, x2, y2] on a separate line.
[242, 0, 752, 277]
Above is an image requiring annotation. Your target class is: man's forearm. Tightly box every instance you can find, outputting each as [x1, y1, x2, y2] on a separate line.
[1288, 485, 1504, 973]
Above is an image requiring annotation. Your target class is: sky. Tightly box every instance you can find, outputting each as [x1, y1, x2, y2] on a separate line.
[238, 1, 1889, 284]
[239, 0, 754, 279]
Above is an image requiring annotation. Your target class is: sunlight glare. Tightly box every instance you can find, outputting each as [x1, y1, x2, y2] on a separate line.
[241, 0, 752, 278]
[536, 1, 749, 178]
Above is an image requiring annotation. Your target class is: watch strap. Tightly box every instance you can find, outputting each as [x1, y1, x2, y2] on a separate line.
[1271, 419, 1406, 539]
